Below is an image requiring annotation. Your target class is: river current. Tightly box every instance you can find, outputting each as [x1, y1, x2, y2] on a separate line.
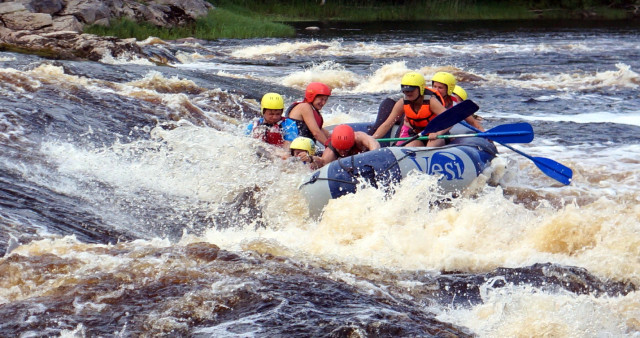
[1, 20, 639, 336]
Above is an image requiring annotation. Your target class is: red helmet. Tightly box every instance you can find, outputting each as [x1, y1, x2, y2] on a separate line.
[331, 125, 355, 150]
[304, 82, 331, 103]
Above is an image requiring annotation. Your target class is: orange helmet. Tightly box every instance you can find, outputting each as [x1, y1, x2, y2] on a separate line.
[304, 82, 331, 103]
[331, 124, 355, 150]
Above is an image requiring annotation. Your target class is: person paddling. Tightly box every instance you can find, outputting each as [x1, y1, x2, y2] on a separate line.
[245, 93, 298, 149]
[371, 72, 448, 147]
[318, 124, 380, 167]
[285, 82, 332, 146]
[451, 85, 484, 131]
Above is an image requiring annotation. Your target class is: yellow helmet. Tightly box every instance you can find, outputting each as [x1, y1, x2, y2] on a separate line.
[431, 72, 456, 96]
[260, 93, 284, 113]
[290, 137, 316, 156]
[452, 85, 468, 101]
[400, 72, 425, 96]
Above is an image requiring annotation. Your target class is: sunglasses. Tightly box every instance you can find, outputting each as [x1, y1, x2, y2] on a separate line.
[401, 85, 419, 92]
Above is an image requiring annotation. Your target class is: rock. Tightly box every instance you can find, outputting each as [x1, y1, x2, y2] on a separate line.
[0, 2, 27, 15]
[0, 26, 146, 61]
[93, 18, 110, 27]
[60, 0, 111, 24]
[47, 15, 84, 33]
[2, 11, 53, 31]
[0, 0, 216, 63]
[154, 0, 213, 18]
[27, 0, 64, 15]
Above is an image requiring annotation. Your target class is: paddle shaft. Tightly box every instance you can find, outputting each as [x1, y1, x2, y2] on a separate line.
[378, 130, 530, 143]
[460, 121, 573, 185]
[378, 122, 534, 143]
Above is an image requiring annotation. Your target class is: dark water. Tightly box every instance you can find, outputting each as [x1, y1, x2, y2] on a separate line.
[1, 20, 639, 336]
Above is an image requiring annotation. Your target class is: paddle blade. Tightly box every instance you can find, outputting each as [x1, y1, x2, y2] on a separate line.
[482, 122, 534, 143]
[421, 100, 479, 135]
[400, 99, 479, 146]
[461, 120, 573, 185]
[532, 156, 573, 185]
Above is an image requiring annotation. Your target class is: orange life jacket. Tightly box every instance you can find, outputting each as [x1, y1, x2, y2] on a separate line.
[403, 87, 445, 130]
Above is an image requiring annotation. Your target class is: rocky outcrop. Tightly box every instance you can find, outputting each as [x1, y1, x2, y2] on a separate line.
[0, 0, 214, 62]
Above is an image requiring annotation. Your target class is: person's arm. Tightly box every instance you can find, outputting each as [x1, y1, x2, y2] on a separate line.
[355, 132, 381, 151]
[309, 155, 323, 170]
[372, 99, 403, 139]
[429, 95, 446, 115]
[300, 106, 329, 145]
[318, 148, 337, 168]
[464, 115, 484, 131]
[245, 121, 255, 136]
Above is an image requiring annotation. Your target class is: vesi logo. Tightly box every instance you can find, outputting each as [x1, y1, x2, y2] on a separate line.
[409, 151, 465, 180]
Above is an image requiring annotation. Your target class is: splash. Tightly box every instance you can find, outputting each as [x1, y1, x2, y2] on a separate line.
[481, 63, 639, 91]
[100, 52, 156, 66]
[127, 71, 204, 94]
[231, 40, 343, 59]
[437, 283, 640, 337]
[280, 61, 360, 92]
[279, 60, 481, 95]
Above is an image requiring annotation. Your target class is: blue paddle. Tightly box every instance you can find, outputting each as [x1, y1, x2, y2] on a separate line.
[378, 122, 534, 144]
[461, 121, 573, 185]
[399, 99, 479, 146]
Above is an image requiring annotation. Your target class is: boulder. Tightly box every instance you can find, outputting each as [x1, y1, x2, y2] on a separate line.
[26, 0, 64, 15]
[60, 0, 111, 24]
[47, 15, 84, 33]
[0, 2, 27, 15]
[0, 27, 147, 61]
[2, 11, 53, 31]
[0, 0, 217, 63]
[154, 0, 213, 18]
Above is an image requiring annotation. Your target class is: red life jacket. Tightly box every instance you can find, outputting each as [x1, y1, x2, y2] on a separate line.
[443, 95, 454, 108]
[403, 87, 445, 130]
[250, 117, 286, 146]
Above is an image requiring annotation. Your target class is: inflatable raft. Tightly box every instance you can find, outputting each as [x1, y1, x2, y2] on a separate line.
[300, 124, 498, 217]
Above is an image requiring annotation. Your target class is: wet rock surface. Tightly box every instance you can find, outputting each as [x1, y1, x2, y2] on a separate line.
[0, 0, 213, 62]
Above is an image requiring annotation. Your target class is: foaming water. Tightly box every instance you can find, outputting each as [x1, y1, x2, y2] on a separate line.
[437, 284, 639, 337]
[202, 178, 640, 284]
[479, 63, 639, 91]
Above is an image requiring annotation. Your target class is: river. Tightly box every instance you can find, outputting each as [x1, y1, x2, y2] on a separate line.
[1, 19, 639, 336]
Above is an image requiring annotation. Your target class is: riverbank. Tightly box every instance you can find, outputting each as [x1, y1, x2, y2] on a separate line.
[1, 0, 637, 63]
[219, 0, 634, 22]
[85, 0, 638, 40]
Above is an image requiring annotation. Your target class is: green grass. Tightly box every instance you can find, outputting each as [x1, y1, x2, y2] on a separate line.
[211, 0, 627, 21]
[84, 1, 633, 40]
[84, 7, 295, 40]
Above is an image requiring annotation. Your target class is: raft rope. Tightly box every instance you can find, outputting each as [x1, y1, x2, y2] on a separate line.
[301, 143, 496, 186]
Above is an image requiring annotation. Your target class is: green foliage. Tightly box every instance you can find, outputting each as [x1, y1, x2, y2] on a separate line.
[84, 7, 295, 40]
[210, 0, 630, 21]
[84, 0, 634, 41]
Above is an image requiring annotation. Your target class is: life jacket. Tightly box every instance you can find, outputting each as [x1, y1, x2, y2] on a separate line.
[403, 87, 445, 130]
[443, 95, 455, 108]
[250, 117, 286, 146]
[285, 101, 324, 141]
